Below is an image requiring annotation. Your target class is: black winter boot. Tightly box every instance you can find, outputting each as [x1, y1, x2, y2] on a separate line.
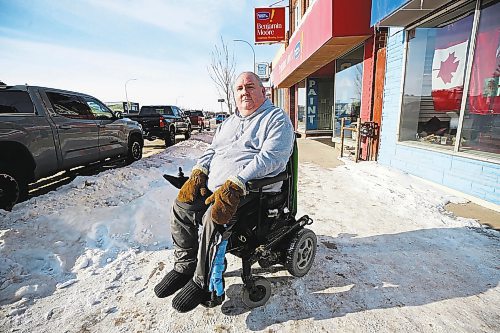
[172, 280, 211, 313]
[154, 270, 193, 298]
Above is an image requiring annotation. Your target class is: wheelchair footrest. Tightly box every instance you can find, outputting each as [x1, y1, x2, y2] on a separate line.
[201, 292, 225, 308]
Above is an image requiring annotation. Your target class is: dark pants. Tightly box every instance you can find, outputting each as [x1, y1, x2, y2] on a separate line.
[171, 194, 257, 288]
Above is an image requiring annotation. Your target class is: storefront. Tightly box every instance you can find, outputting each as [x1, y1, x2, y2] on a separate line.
[270, 0, 373, 138]
[373, 0, 500, 206]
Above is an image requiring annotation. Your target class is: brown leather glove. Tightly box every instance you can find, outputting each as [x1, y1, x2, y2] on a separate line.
[177, 169, 208, 203]
[205, 179, 245, 225]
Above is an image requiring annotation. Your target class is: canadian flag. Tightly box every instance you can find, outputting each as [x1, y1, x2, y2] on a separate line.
[431, 39, 469, 112]
[468, 28, 500, 115]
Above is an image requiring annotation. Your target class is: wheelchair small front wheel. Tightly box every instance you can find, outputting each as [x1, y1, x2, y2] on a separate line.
[285, 228, 317, 277]
[241, 277, 272, 308]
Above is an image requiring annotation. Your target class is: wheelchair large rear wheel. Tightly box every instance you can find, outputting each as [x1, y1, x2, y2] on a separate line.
[285, 228, 317, 277]
[241, 277, 271, 308]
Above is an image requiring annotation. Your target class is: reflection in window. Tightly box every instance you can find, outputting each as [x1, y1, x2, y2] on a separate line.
[400, 3, 475, 149]
[334, 46, 364, 137]
[84, 97, 113, 120]
[47, 92, 93, 119]
[461, 1, 500, 155]
[0, 91, 34, 114]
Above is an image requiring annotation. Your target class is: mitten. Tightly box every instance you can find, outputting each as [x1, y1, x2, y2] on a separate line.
[177, 169, 208, 203]
[204, 178, 245, 225]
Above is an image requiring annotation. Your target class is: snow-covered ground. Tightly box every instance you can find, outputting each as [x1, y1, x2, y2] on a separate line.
[1, 133, 499, 332]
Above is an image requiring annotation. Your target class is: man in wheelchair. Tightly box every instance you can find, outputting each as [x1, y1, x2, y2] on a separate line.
[155, 72, 316, 313]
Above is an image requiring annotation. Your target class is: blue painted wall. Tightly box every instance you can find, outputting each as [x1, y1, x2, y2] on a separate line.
[378, 28, 500, 205]
[370, 0, 410, 26]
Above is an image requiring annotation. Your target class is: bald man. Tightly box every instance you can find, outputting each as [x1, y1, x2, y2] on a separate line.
[155, 72, 294, 312]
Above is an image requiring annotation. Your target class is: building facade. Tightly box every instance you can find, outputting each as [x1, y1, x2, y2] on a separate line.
[373, 0, 499, 206]
[271, 0, 378, 140]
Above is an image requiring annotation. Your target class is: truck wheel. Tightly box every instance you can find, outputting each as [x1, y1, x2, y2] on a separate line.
[126, 137, 143, 164]
[199, 124, 203, 133]
[206, 123, 211, 131]
[0, 172, 27, 211]
[184, 126, 191, 140]
[165, 128, 176, 147]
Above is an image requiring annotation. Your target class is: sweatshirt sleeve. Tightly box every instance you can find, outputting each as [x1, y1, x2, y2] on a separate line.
[194, 123, 222, 174]
[236, 114, 294, 184]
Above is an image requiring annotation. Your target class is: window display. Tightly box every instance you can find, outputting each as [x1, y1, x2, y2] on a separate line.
[400, 0, 499, 159]
[400, 2, 475, 149]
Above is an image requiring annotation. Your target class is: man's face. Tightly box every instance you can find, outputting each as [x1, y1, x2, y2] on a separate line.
[234, 73, 266, 116]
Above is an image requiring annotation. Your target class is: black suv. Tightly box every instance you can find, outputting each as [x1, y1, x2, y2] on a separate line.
[127, 105, 191, 146]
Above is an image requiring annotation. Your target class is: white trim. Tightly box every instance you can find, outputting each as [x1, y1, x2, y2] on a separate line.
[395, 29, 408, 140]
[193, 165, 208, 175]
[397, 141, 500, 165]
[454, 0, 481, 152]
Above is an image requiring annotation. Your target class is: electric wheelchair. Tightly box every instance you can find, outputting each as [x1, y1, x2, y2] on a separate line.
[163, 137, 317, 308]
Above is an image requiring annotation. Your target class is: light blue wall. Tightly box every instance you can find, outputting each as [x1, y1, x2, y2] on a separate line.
[378, 28, 500, 205]
[370, 0, 410, 26]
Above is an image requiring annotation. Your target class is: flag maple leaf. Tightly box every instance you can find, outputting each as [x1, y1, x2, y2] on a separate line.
[437, 52, 460, 84]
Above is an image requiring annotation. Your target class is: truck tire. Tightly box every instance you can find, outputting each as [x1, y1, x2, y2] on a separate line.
[199, 124, 203, 133]
[0, 171, 28, 211]
[184, 126, 191, 140]
[165, 127, 176, 147]
[126, 137, 143, 164]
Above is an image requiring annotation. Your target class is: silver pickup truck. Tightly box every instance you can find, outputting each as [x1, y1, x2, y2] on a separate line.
[0, 84, 144, 211]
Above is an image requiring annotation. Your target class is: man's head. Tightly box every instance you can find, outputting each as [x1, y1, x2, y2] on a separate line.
[234, 72, 266, 117]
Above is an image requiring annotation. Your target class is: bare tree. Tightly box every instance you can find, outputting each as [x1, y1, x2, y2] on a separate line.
[208, 36, 236, 114]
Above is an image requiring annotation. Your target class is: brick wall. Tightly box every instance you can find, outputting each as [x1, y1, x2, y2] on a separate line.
[378, 28, 500, 205]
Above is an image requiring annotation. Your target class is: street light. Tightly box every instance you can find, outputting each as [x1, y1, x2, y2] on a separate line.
[218, 98, 225, 114]
[233, 39, 256, 72]
[124, 78, 137, 113]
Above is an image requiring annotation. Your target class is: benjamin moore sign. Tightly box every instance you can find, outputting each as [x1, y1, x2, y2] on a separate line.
[254, 7, 286, 43]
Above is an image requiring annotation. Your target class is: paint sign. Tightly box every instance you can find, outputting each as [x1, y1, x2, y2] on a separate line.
[306, 79, 318, 130]
[254, 7, 286, 43]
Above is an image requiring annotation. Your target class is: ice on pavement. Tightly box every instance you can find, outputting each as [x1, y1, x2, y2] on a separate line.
[1, 134, 498, 333]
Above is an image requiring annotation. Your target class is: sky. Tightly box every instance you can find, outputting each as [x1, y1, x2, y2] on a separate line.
[0, 0, 282, 111]
[1, 132, 498, 332]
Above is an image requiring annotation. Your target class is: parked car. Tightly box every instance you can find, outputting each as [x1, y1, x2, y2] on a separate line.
[184, 110, 205, 132]
[203, 115, 217, 131]
[127, 105, 190, 146]
[0, 84, 144, 210]
[216, 113, 229, 124]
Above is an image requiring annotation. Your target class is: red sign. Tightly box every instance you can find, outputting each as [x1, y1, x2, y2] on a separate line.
[254, 7, 286, 43]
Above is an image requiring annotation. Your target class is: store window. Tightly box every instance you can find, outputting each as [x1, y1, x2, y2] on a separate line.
[400, 2, 476, 149]
[294, 0, 301, 29]
[460, 0, 500, 155]
[333, 46, 364, 137]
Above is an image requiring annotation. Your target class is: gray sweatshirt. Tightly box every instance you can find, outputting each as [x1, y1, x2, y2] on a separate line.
[195, 99, 294, 193]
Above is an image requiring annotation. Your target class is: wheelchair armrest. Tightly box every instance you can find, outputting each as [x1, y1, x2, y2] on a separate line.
[246, 171, 288, 191]
[163, 174, 189, 189]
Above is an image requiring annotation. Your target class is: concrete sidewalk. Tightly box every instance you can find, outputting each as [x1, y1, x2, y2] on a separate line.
[297, 137, 344, 168]
[296, 137, 500, 230]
